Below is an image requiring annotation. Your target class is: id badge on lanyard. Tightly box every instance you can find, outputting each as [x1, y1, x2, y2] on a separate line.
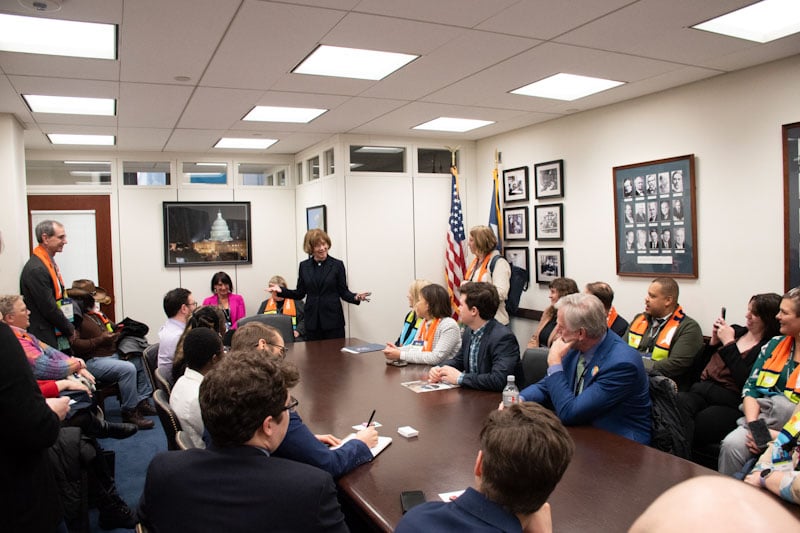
[408, 340, 424, 353]
[58, 297, 75, 323]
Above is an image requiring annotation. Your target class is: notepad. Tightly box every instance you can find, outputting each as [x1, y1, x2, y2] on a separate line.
[341, 343, 385, 354]
[333, 434, 392, 457]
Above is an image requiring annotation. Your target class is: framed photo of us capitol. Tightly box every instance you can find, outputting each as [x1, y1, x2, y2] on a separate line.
[613, 155, 697, 278]
[163, 202, 252, 267]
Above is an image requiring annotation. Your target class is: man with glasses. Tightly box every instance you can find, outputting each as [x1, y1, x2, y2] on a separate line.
[157, 288, 195, 378]
[231, 321, 378, 478]
[519, 293, 652, 444]
[138, 350, 349, 532]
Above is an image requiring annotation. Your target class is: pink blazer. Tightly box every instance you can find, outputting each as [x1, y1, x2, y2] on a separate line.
[202, 293, 246, 329]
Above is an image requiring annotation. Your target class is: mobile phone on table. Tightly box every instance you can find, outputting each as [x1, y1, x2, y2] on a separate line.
[401, 490, 426, 513]
[748, 419, 772, 448]
[721, 307, 726, 320]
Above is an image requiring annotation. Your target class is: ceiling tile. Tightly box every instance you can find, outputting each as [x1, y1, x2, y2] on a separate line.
[118, 82, 193, 128]
[117, 127, 172, 151]
[353, 0, 518, 27]
[178, 87, 265, 129]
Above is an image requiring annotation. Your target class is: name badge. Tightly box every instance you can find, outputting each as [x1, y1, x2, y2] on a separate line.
[408, 340, 424, 353]
[58, 298, 75, 322]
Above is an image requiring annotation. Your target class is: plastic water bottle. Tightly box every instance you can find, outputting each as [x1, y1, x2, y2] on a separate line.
[502, 375, 519, 407]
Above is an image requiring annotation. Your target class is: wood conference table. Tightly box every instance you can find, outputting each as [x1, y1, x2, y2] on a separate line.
[286, 338, 724, 531]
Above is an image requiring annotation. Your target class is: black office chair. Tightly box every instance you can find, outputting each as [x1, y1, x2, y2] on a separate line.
[175, 430, 199, 451]
[520, 347, 549, 388]
[153, 389, 182, 451]
[142, 343, 160, 391]
[236, 314, 294, 344]
[154, 367, 172, 395]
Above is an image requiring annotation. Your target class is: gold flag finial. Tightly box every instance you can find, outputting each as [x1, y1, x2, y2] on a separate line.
[444, 145, 460, 167]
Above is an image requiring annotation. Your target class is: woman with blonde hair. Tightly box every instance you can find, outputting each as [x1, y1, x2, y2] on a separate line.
[257, 275, 306, 341]
[269, 229, 370, 340]
[395, 279, 430, 346]
[464, 225, 511, 324]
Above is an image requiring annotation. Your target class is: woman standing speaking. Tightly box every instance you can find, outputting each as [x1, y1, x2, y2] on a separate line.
[270, 229, 370, 341]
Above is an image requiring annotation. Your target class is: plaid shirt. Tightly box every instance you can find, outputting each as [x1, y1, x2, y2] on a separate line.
[11, 325, 79, 380]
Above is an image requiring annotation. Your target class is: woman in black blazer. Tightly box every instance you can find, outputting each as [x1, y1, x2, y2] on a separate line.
[270, 229, 370, 340]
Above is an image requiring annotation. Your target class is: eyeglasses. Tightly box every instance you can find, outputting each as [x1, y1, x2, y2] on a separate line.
[268, 343, 288, 357]
[186, 301, 198, 309]
[282, 396, 299, 412]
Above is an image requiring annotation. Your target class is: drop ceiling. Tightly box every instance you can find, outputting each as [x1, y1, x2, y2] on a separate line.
[1, 0, 798, 155]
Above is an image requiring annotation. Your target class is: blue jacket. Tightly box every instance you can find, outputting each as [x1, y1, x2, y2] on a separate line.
[520, 331, 652, 444]
[440, 319, 521, 392]
[396, 487, 521, 533]
[273, 411, 373, 478]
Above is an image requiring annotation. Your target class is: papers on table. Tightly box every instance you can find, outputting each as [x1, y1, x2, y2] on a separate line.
[401, 380, 459, 393]
[341, 343, 385, 354]
[438, 490, 465, 502]
[333, 434, 392, 457]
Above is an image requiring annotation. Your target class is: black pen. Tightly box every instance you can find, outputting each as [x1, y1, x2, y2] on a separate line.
[365, 409, 376, 428]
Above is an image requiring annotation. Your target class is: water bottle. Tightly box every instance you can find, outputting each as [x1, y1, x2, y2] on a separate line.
[502, 375, 519, 407]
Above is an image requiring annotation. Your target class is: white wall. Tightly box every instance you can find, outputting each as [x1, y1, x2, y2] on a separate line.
[473, 54, 800, 344]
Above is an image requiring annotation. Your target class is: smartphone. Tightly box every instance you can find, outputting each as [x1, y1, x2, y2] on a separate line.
[401, 490, 426, 514]
[720, 307, 726, 320]
[748, 419, 772, 448]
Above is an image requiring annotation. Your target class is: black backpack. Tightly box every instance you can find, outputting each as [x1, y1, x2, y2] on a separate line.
[648, 371, 691, 458]
[489, 255, 529, 316]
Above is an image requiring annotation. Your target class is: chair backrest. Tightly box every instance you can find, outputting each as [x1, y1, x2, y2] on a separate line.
[174, 430, 197, 451]
[153, 389, 182, 451]
[142, 343, 160, 391]
[236, 313, 294, 344]
[521, 347, 549, 388]
[154, 366, 172, 395]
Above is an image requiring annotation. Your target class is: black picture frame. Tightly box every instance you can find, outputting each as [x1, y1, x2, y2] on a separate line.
[163, 202, 252, 267]
[613, 154, 697, 277]
[504, 246, 529, 271]
[503, 206, 529, 241]
[534, 203, 563, 241]
[534, 159, 564, 199]
[535, 248, 564, 284]
[784, 122, 800, 291]
[306, 204, 327, 231]
[502, 166, 529, 203]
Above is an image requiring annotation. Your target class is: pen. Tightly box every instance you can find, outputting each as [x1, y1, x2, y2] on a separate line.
[366, 409, 376, 428]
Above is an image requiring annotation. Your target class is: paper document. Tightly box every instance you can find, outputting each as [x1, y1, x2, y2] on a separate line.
[341, 343, 385, 354]
[333, 434, 392, 457]
[401, 380, 458, 393]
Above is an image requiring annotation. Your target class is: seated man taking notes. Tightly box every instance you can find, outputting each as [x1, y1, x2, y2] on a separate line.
[138, 351, 348, 532]
[429, 282, 520, 392]
[396, 403, 574, 533]
[519, 293, 652, 445]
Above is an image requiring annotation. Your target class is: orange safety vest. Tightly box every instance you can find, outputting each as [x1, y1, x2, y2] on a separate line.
[264, 297, 297, 330]
[33, 244, 65, 301]
[627, 306, 686, 361]
[606, 307, 619, 329]
[417, 318, 441, 352]
[87, 310, 114, 333]
[755, 336, 800, 402]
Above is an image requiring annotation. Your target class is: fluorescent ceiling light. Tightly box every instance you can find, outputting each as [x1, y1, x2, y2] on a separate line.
[0, 13, 116, 59]
[244, 106, 327, 123]
[413, 117, 494, 133]
[69, 171, 110, 176]
[195, 162, 227, 167]
[214, 138, 277, 149]
[293, 45, 418, 80]
[692, 0, 800, 43]
[48, 134, 115, 146]
[24, 95, 115, 116]
[355, 146, 404, 153]
[511, 73, 625, 101]
[64, 161, 110, 165]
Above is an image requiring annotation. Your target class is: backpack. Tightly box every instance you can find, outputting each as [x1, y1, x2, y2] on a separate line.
[648, 371, 691, 458]
[489, 255, 529, 316]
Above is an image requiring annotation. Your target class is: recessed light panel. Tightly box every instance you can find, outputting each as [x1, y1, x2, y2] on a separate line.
[24, 95, 115, 116]
[243, 106, 327, 123]
[48, 134, 115, 146]
[511, 73, 625, 101]
[215, 138, 277, 149]
[293, 45, 418, 81]
[413, 117, 494, 133]
[692, 0, 800, 43]
[0, 13, 116, 59]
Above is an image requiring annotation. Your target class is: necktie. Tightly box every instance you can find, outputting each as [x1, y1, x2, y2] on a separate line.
[575, 357, 587, 395]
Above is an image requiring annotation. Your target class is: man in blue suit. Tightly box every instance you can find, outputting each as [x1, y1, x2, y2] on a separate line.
[520, 293, 652, 444]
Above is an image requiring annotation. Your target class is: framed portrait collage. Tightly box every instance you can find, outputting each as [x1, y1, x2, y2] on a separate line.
[502, 159, 566, 285]
[613, 154, 697, 277]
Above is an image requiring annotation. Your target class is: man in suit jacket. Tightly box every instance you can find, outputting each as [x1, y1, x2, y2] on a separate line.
[19, 219, 76, 350]
[138, 350, 348, 533]
[520, 293, 652, 444]
[396, 403, 573, 533]
[271, 229, 369, 341]
[429, 282, 520, 392]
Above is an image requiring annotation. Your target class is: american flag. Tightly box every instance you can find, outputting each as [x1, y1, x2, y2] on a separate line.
[445, 167, 467, 319]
